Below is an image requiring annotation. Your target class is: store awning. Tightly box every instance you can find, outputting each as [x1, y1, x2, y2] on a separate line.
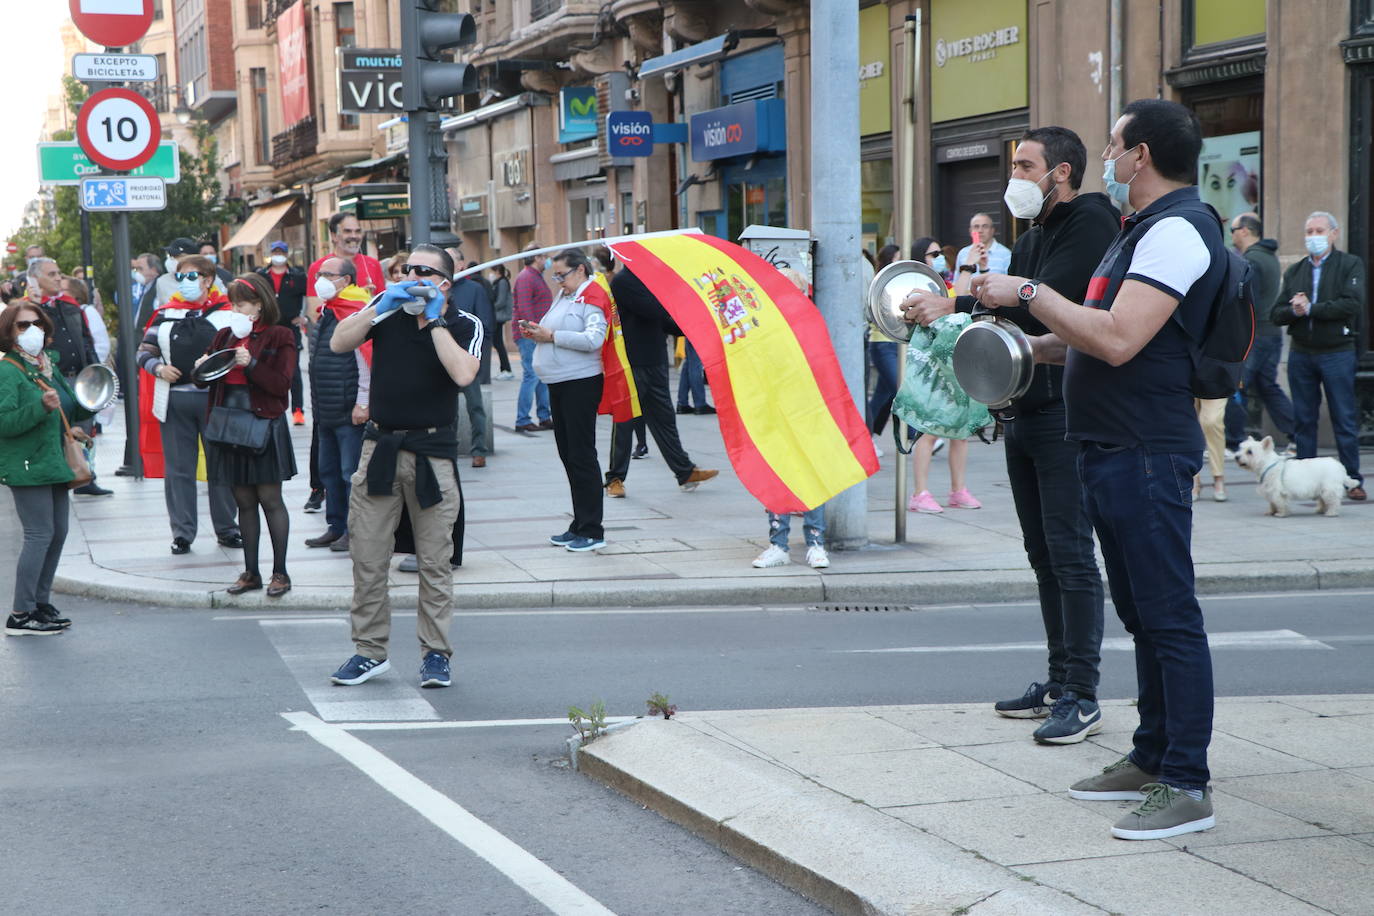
[637, 30, 776, 81]
[343, 151, 405, 177]
[551, 144, 601, 181]
[224, 199, 296, 250]
[439, 92, 546, 133]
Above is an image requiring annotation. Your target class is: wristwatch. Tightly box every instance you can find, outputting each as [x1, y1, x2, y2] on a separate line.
[957, 265, 977, 274]
[1017, 281, 1039, 304]
[423, 317, 448, 330]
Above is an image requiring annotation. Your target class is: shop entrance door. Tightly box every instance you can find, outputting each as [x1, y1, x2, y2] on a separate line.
[697, 156, 788, 240]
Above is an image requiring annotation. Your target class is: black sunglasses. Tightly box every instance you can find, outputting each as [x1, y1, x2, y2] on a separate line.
[174, 271, 203, 282]
[401, 264, 449, 280]
[14, 319, 39, 330]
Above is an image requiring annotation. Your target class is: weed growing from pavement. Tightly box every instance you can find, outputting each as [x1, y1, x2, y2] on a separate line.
[646, 692, 678, 719]
[569, 700, 608, 743]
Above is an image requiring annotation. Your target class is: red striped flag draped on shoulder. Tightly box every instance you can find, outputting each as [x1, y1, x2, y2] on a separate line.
[608, 234, 878, 513]
[584, 273, 641, 423]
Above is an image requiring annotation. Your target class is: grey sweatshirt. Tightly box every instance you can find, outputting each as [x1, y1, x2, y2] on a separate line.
[531, 286, 608, 384]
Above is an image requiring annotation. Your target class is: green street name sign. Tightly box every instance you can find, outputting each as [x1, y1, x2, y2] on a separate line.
[38, 141, 181, 186]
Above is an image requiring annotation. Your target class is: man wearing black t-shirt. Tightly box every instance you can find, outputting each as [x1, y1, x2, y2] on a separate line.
[324, 244, 482, 691]
[972, 100, 1226, 843]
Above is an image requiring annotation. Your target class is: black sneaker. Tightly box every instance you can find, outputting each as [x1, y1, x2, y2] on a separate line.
[549, 530, 577, 547]
[994, 681, 1062, 719]
[420, 651, 452, 688]
[73, 482, 113, 497]
[1032, 692, 1103, 744]
[5, 612, 63, 636]
[303, 489, 324, 513]
[631, 443, 649, 459]
[35, 603, 72, 629]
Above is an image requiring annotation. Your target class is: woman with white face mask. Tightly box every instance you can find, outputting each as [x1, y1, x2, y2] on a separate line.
[0, 305, 94, 634]
[193, 274, 299, 598]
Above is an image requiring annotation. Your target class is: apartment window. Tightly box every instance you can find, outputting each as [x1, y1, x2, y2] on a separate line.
[151, 53, 169, 111]
[336, 2, 359, 130]
[246, 0, 262, 29]
[152, 0, 164, 20]
[252, 68, 271, 165]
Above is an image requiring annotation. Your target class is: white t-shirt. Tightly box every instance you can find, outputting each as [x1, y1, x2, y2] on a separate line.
[1123, 216, 1211, 301]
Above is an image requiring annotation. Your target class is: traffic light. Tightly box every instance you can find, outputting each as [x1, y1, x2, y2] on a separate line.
[400, 1, 478, 111]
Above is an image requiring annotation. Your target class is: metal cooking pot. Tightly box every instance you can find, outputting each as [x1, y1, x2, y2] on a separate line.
[866, 260, 949, 343]
[73, 363, 119, 412]
[191, 348, 239, 384]
[951, 311, 1035, 410]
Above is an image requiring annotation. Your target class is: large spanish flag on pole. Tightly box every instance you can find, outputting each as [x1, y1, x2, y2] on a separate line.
[609, 234, 878, 513]
[589, 273, 641, 423]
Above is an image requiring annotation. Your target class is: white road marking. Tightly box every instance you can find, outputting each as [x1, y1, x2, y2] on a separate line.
[332, 716, 638, 731]
[282, 712, 616, 916]
[260, 619, 439, 722]
[216, 605, 783, 622]
[846, 629, 1335, 654]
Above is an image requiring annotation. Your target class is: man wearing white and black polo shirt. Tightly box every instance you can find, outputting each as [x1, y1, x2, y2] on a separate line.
[972, 99, 1227, 843]
[324, 244, 482, 691]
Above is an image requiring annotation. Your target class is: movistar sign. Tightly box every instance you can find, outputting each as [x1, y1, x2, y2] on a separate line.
[559, 86, 598, 142]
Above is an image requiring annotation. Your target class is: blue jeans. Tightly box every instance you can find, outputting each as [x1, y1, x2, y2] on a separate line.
[1288, 347, 1363, 484]
[317, 422, 365, 536]
[1078, 442, 1212, 790]
[866, 340, 901, 434]
[516, 336, 550, 427]
[1004, 406, 1104, 698]
[768, 507, 825, 549]
[1227, 335, 1294, 448]
[677, 341, 707, 409]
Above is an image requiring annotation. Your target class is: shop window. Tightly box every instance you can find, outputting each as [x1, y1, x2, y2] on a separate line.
[1184, 0, 1265, 59]
[1186, 82, 1263, 224]
[861, 159, 893, 253]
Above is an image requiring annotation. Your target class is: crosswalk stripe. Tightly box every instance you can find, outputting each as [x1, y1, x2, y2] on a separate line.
[845, 629, 1335, 654]
[260, 619, 439, 722]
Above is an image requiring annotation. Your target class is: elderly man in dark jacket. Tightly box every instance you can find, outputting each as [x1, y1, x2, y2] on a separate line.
[1272, 210, 1366, 500]
[304, 257, 371, 552]
[447, 250, 494, 468]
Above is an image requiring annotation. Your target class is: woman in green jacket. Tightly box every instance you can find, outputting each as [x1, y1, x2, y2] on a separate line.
[0, 303, 92, 635]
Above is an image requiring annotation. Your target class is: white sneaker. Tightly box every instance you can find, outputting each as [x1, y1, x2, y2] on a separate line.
[752, 544, 790, 568]
[806, 545, 830, 568]
[496, 371, 514, 381]
[871, 435, 884, 459]
[932, 437, 947, 455]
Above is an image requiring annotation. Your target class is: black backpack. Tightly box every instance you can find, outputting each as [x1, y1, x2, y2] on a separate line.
[156, 302, 228, 380]
[1121, 201, 1256, 398]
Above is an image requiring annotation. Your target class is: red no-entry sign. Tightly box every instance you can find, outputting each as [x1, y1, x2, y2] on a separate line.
[69, 0, 154, 49]
[76, 88, 162, 171]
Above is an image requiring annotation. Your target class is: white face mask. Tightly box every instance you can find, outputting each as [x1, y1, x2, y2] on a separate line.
[270, 254, 288, 266]
[16, 325, 45, 356]
[314, 277, 338, 301]
[1002, 166, 1062, 220]
[165, 256, 179, 274]
[228, 312, 254, 339]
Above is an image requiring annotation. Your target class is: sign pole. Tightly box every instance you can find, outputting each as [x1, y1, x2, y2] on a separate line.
[112, 208, 141, 478]
[810, 0, 867, 550]
[406, 111, 431, 248]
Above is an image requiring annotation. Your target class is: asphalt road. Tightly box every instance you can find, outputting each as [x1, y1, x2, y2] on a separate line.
[2, 514, 1371, 915]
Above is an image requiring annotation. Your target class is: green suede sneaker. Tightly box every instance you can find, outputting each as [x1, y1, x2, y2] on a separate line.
[1111, 783, 1215, 840]
[1068, 756, 1158, 800]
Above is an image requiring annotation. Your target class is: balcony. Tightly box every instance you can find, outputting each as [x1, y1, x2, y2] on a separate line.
[271, 116, 318, 170]
[262, 0, 294, 29]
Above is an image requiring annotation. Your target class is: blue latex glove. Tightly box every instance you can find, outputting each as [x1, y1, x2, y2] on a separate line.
[421, 283, 446, 321]
[375, 280, 424, 315]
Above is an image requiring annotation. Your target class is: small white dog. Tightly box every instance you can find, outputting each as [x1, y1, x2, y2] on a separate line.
[1233, 436, 1360, 517]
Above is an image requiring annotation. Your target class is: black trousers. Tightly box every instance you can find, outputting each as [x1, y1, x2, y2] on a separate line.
[549, 374, 605, 540]
[605, 364, 694, 485]
[1002, 404, 1105, 699]
[289, 325, 304, 411]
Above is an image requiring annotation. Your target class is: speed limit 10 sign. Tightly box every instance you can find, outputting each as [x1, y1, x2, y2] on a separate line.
[75, 88, 162, 172]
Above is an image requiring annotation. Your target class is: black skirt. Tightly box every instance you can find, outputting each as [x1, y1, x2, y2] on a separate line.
[205, 386, 298, 486]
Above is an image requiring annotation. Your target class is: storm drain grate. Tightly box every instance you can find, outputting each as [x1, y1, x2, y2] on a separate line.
[808, 604, 919, 613]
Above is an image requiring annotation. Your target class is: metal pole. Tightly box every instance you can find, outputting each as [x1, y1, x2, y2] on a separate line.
[407, 111, 432, 248]
[112, 210, 142, 477]
[810, 0, 866, 550]
[895, 12, 921, 544]
[80, 209, 94, 291]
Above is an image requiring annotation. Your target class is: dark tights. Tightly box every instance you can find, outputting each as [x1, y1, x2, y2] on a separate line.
[233, 483, 290, 578]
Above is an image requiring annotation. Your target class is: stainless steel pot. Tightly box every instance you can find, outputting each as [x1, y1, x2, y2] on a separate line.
[951, 313, 1035, 410]
[866, 260, 949, 343]
[73, 363, 119, 411]
[191, 348, 239, 384]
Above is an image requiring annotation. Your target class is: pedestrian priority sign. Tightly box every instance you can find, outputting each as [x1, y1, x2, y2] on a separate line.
[79, 176, 167, 211]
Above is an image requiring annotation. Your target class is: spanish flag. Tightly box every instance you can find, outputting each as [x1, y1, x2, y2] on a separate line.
[586, 273, 641, 423]
[609, 234, 878, 513]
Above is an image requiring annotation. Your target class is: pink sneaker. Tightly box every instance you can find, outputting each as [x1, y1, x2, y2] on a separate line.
[948, 488, 982, 509]
[908, 490, 943, 513]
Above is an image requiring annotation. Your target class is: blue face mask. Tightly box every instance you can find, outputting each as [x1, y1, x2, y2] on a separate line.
[204, 253, 218, 265]
[544, 257, 554, 271]
[1102, 145, 1139, 205]
[930, 254, 948, 274]
[1305, 234, 1330, 257]
[177, 278, 203, 300]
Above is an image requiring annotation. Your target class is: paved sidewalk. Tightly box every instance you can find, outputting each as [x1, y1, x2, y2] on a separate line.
[579, 696, 1374, 916]
[56, 358, 1374, 609]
